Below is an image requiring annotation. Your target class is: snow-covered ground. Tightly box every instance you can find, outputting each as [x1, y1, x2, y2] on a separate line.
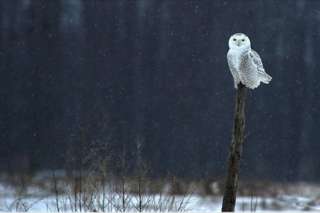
[1, 194, 320, 212]
[1, 182, 320, 212]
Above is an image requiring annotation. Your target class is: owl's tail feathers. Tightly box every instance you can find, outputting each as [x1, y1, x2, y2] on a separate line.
[259, 71, 272, 84]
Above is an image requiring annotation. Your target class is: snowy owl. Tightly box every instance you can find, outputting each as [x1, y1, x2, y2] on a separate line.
[227, 33, 272, 89]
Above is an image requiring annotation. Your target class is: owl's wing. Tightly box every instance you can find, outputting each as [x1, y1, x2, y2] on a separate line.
[227, 51, 240, 88]
[250, 49, 264, 71]
[250, 49, 272, 83]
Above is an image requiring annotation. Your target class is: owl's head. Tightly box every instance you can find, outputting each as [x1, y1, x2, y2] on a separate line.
[228, 33, 251, 50]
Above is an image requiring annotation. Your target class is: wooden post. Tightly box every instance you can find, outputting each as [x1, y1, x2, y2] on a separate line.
[221, 83, 247, 212]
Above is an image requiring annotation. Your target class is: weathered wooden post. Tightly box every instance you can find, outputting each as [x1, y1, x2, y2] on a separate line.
[221, 83, 247, 212]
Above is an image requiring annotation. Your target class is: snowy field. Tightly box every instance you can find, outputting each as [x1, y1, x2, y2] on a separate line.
[1, 182, 320, 212]
[1, 194, 320, 212]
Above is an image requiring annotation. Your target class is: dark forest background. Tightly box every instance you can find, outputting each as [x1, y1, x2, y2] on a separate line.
[1, 0, 320, 182]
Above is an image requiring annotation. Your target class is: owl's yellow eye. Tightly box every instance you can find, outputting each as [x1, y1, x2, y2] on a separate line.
[242, 39, 245, 42]
[233, 38, 236, 41]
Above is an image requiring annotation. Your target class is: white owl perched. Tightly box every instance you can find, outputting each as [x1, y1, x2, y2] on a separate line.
[227, 33, 272, 89]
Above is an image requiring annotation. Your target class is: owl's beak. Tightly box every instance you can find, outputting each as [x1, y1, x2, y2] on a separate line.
[236, 41, 241, 46]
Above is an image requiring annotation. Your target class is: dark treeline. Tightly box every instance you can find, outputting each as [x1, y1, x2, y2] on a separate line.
[1, 0, 320, 182]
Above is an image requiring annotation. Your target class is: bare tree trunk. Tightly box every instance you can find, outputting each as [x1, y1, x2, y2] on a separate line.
[221, 83, 247, 212]
[51, 170, 60, 212]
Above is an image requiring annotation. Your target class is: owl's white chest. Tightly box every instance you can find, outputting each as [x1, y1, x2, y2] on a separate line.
[228, 49, 242, 70]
